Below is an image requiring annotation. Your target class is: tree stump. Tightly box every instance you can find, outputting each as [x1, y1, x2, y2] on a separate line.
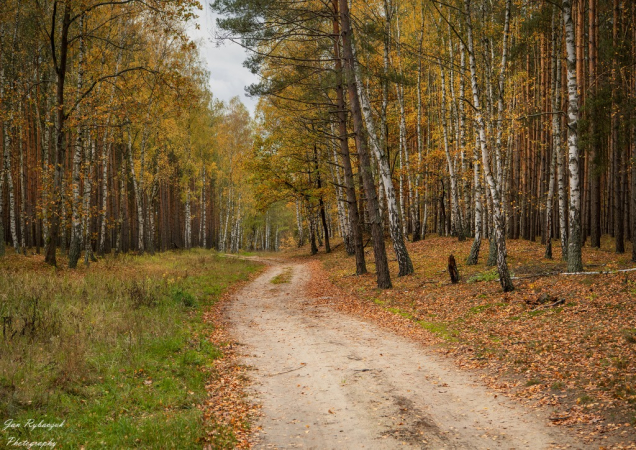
[448, 254, 459, 284]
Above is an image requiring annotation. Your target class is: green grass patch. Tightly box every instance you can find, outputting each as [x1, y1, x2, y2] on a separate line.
[0, 249, 259, 449]
[467, 269, 500, 283]
[270, 268, 293, 284]
[467, 269, 515, 283]
[417, 320, 458, 341]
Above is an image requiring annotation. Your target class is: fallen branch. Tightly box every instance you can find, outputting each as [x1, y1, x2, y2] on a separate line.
[267, 365, 305, 377]
[530, 298, 565, 312]
[561, 267, 636, 276]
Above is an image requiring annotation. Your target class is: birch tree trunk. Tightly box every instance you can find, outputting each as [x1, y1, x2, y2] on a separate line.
[339, 0, 392, 288]
[352, 45, 413, 277]
[546, 9, 562, 259]
[395, 14, 417, 243]
[184, 188, 191, 250]
[45, 2, 71, 266]
[413, 8, 424, 242]
[563, 0, 584, 272]
[295, 199, 304, 247]
[115, 150, 126, 254]
[467, 136, 483, 265]
[4, 126, 18, 253]
[18, 124, 26, 254]
[465, 0, 514, 291]
[439, 59, 466, 241]
[68, 13, 85, 268]
[200, 167, 207, 248]
[127, 131, 145, 254]
[459, 40, 471, 237]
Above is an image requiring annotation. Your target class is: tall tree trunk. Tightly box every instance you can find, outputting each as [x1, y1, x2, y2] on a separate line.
[314, 144, 331, 253]
[330, 9, 366, 272]
[19, 126, 26, 254]
[184, 188, 191, 250]
[295, 199, 304, 247]
[45, 3, 71, 266]
[563, 0, 584, 272]
[612, 0, 624, 254]
[4, 126, 18, 253]
[352, 44, 413, 277]
[467, 135, 483, 265]
[439, 59, 466, 241]
[339, 0, 392, 288]
[127, 131, 145, 254]
[83, 135, 96, 265]
[465, 0, 514, 292]
[395, 13, 417, 242]
[588, 0, 600, 248]
[413, 7, 424, 242]
[200, 167, 207, 248]
[459, 40, 471, 238]
[632, 121, 636, 263]
[546, 8, 562, 259]
[68, 13, 85, 269]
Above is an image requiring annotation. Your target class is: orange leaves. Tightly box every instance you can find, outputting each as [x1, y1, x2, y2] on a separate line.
[306, 236, 636, 447]
[200, 276, 263, 449]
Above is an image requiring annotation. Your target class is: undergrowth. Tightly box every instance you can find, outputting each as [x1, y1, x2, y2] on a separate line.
[0, 249, 258, 448]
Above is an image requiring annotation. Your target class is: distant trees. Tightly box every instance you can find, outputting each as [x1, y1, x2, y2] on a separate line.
[0, 0, 281, 265]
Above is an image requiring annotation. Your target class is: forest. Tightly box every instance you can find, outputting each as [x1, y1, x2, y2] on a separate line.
[1, 0, 635, 290]
[213, 0, 636, 292]
[0, 0, 289, 271]
[2, 0, 636, 447]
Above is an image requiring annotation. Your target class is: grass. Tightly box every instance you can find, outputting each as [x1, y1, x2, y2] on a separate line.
[0, 249, 259, 448]
[467, 268, 501, 283]
[270, 267, 292, 284]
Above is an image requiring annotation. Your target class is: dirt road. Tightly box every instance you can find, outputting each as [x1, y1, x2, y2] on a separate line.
[227, 261, 583, 449]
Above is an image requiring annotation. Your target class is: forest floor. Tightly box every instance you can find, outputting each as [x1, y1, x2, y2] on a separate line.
[222, 237, 636, 449]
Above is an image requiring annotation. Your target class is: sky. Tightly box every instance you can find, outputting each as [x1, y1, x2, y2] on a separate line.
[186, 2, 260, 115]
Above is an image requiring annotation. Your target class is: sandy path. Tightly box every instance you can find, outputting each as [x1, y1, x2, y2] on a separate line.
[227, 260, 584, 449]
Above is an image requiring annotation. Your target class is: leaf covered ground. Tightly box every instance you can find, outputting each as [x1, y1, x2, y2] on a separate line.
[299, 236, 636, 449]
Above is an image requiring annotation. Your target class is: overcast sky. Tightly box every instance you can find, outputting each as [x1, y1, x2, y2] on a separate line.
[186, 3, 259, 115]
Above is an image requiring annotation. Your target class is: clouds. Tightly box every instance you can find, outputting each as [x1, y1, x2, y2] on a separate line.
[186, 5, 259, 115]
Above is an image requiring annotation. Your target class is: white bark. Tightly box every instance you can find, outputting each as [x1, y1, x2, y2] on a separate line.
[184, 188, 191, 249]
[352, 45, 413, 276]
[439, 58, 466, 240]
[545, 9, 561, 259]
[19, 125, 26, 254]
[127, 131, 144, 253]
[295, 199, 304, 247]
[68, 14, 85, 267]
[82, 135, 96, 265]
[200, 167, 207, 248]
[395, 13, 416, 241]
[465, 0, 514, 291]
[467, 133, 484, 265]
[562, 0, 583, 272]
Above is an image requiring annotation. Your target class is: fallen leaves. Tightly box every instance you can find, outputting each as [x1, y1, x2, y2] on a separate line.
[200, 272, 265, 449]
[305, 236, 636, 449]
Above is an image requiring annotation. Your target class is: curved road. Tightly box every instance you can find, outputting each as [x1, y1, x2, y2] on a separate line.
[228, 261, 582, 449]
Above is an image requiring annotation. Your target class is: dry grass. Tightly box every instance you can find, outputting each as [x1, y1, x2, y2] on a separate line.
[0, 249, 259, 448]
